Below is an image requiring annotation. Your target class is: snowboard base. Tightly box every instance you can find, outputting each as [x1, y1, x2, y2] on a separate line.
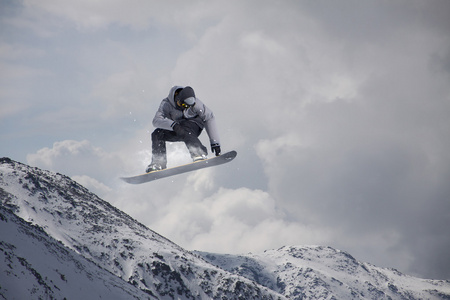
[121, 150, 237, 184]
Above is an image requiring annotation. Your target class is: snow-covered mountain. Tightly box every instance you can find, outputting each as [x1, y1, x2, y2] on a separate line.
[196, 246, 450, 299]
[1, 205, 152, 299]
[1, 157, 449, 299]
[0, 157, 282, 299]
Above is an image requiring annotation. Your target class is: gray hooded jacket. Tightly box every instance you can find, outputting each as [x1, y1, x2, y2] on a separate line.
[152, 86, 220, 146]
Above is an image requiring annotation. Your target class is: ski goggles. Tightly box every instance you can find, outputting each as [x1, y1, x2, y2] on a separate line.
[180, 97, 196, 108]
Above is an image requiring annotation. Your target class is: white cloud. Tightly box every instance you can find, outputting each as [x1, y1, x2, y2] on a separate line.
[24, 0, 153, 30]
[0, 43, 49, 117]
[3, 0, 450, 280]
[148, 184, 330, 254]
[90, 70, 149, 119]
[22, 0, 227, 36]
[71, 175, 112, 197]
[26, 140, 125, 182]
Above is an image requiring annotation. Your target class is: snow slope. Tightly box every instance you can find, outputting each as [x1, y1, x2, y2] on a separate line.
[1, 157, 449, 300]
[196, 246, 450, 299]
[0, 206, 151, 299]
[0, 157, 283, 299]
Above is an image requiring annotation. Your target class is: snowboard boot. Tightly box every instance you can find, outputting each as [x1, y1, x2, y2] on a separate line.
[193, 154, 207, 162]
[145, 163, 164, 173]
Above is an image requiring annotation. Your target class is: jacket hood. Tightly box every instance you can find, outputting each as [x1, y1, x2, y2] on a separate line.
[168, 85, 184, 107]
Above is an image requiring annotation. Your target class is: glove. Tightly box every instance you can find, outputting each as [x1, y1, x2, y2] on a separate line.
[211, 143, 221, 156]
[172, 123, 185, 136]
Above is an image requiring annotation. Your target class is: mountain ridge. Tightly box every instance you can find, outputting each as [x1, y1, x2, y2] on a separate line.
[1, 157, 449, 299]
[0, 157, 283, 299]
[195, 246, 450, 299]
[1, 205, 152, 299]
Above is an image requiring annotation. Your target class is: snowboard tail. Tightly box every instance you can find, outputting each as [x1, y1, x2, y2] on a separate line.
[121, 150, 237, 184]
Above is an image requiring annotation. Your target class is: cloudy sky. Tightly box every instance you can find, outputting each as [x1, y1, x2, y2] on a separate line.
[1, 0, 450, 280]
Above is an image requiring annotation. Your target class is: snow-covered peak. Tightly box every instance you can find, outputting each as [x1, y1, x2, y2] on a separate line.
[0, 206, 152, 299]
[1, 157, 449, 299]
[0, 157, 282, 299]
[196, 245, 450, 299]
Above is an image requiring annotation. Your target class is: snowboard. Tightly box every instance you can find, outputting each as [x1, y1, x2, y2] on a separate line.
[121, 150, 237, 184]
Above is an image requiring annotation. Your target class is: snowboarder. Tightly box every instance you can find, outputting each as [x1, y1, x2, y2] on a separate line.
[145, 86, 221, 173]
